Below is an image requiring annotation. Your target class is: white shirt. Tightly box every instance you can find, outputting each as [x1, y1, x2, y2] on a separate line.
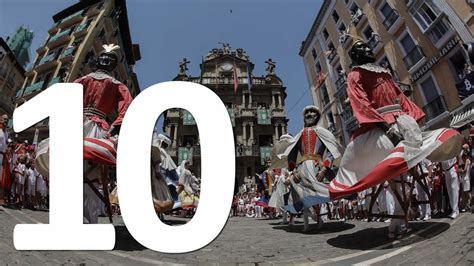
[0, 128, 7, 153]
[26, 168, 37, 187]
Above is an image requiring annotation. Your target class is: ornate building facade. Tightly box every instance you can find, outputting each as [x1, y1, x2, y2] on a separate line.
[13, 0, 141, 141]
[164, 45, 289, 185]
[300, 0, 474, 146]
[0, 37, 26, 117]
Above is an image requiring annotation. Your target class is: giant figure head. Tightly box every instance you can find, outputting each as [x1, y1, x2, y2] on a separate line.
[349, 40, 376, 66]
[97, 44, 120, 73]
[303, 105, 321, 127]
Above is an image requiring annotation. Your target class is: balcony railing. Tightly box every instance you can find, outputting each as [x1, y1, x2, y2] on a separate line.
[62, 46, 76, 58]
[382, 9, 400, 31]
[38, 53, 56, 66]
[335, 75, 347, 90]
[74, 23, 89, 34]
[235, 145, 260, 157]
[22, 80, 45, 96]
[403, 46, 424, 70]
[188, 76, 267, 86]
[422, 96, 447, 121]
[48, 28, 72, 44]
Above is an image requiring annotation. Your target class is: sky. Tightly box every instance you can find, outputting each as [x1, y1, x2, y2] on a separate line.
[0, 0, 322, 134]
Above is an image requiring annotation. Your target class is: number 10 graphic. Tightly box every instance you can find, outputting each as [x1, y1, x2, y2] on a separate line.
[13, 82, 235, 253]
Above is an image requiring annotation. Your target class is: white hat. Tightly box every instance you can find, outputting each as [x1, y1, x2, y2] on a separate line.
[302, 105, 321, 115]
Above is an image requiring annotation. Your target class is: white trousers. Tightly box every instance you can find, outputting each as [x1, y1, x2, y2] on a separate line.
[445, 168, 459, 214]
[416, 178, 431, 218]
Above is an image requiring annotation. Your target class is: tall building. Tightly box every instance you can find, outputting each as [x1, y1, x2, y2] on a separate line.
[13, 0, 141, 141]
[6, 25, 34, 67]
[163, 44, 289, 185]
[0, 38, 26, 117]
[299, 0, 474, 146]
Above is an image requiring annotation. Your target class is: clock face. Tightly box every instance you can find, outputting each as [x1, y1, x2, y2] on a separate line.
[220, 62, 233, 71]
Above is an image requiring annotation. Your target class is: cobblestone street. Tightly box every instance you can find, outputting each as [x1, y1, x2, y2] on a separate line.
[0, 206, 472, 265]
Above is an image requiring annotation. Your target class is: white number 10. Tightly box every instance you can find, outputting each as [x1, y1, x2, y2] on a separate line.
[12, 81, 235, 253]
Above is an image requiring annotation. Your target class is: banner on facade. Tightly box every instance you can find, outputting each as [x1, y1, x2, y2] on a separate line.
[257, 109, 271, 125]
[456, 72, 474, 100]
[182, 110, 196, 125]
[260, 146, 272, 165]
[227, 108, 235, 127]
[178, 147, 193, 165]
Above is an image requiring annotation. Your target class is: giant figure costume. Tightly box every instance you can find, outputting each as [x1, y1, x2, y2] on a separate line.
[80, 44, 133, 223]
[276, 106, 343, 214]
[151, 133, 177, 213]
[328, 40, 462, 200]
[35, 44, 133, 223]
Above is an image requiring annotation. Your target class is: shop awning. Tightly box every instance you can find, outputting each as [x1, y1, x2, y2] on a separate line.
[450, 97, 474, 128]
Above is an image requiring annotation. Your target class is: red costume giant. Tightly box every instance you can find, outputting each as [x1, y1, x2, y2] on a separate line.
[76, 71, 133, 137]
[329, 64, 462, 199]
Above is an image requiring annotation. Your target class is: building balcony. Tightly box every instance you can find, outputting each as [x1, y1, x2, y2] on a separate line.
[235, 145, 260, 157]
[21, 80, 45, 97]
[73, 23, 89, 37]
[60, 46, 76, 63]
[38, 53, 56, 65]
[403, 46, 425, 71]
[271, 108, 286, 118]
[367, 34, 383, 54]
[383, 10, 404, 34]
[48, 21, 61, 35]
[423, 95, 448, 122]
[189, 76, 267, 87]
[57, 10, 83, 29]
[47, 28, 72, 48]
[351, 8, 366, 28]
[35, 53, 59, 73]
[239, 109, 256, 118]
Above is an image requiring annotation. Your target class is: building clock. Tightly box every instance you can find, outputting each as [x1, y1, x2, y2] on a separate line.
[220, 62, 233, 71]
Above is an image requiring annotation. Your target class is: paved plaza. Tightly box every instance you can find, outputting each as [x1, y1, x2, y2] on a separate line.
[0, 206, 472, 265]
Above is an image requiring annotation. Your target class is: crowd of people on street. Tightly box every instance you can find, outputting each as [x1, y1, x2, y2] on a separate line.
[0, 125, 49, 211]
[231, 137, 473, 225]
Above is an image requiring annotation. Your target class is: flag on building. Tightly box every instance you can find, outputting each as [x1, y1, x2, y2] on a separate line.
[247, 62, 253, 90]
[233, 60, 238, 94]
